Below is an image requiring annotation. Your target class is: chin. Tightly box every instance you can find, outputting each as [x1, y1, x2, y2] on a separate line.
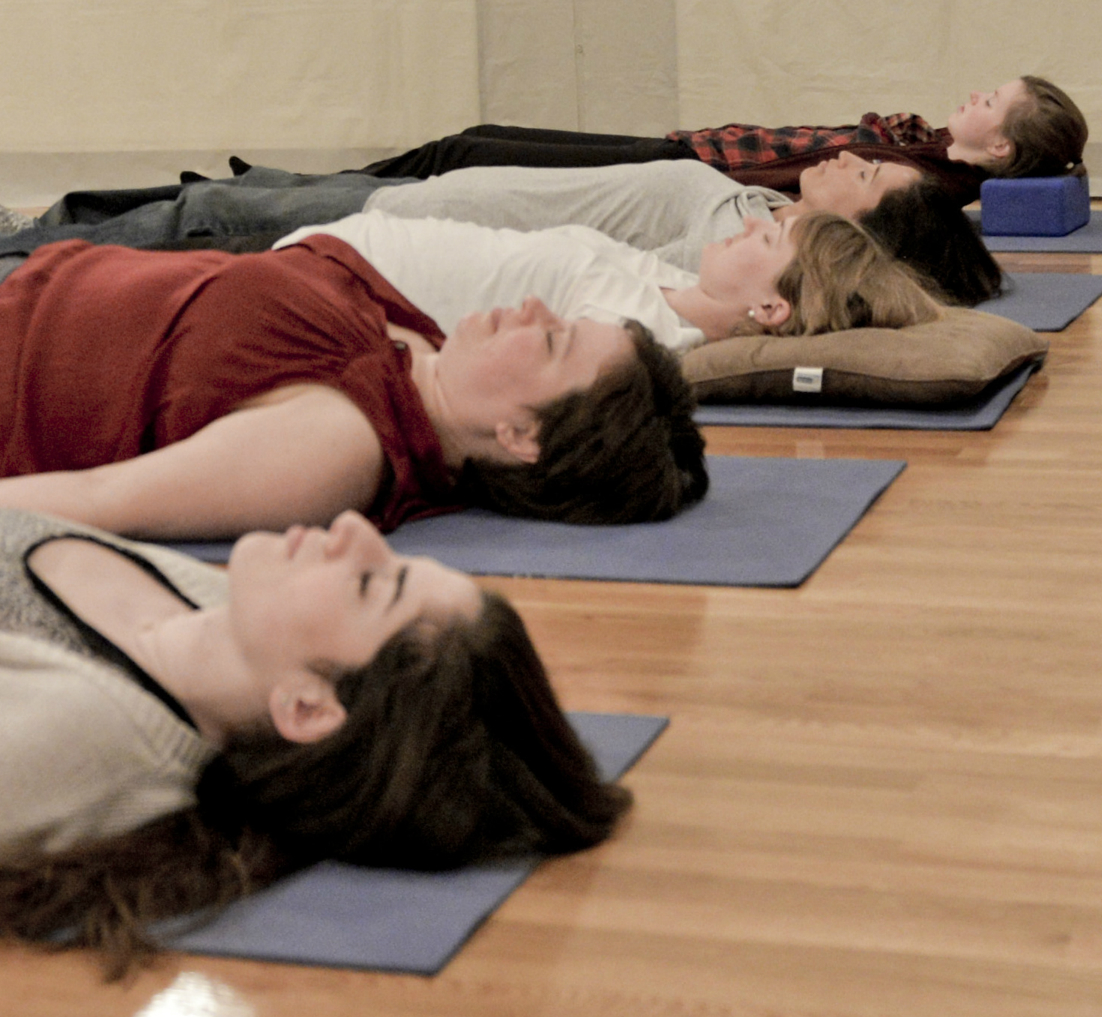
[227, 529, 275, 573]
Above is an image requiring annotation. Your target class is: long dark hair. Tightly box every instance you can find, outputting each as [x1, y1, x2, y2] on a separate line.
[0, 592, 629, 978]
[460, 320, 709, 523]
[858, 179, 1003, 307]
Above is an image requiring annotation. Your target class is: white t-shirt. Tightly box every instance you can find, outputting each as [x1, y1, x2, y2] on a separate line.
[275, 210, 706, 352]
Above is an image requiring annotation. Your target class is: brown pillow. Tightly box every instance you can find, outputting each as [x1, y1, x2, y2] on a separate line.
[681, 308, 1049, 406]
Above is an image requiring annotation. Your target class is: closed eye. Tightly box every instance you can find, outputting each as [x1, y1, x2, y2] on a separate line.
[546, 330, 554, 353]
[359, 572, 372, 596]
[387, 566, 408, 612]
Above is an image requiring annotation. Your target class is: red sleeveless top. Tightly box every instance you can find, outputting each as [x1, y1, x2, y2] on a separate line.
[0, 234, 461, 531]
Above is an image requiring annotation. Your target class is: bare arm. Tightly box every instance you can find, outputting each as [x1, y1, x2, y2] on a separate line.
[0, 386, 385, 540]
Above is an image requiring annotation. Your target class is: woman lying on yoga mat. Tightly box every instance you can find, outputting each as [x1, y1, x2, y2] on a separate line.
[0, 236, 707, 539]
[266, 208, 943, 354]
[362, 76, 1088, 201]
[0, 505, 629, 977]
[353, 156, 1002, 308]
[1, 144, 1003, 307]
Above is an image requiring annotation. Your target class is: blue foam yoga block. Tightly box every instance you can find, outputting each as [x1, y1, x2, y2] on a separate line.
[980, 174, 1090, 237]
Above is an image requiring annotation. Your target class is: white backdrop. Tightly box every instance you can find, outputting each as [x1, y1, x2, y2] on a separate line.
[1, 0, 1097, 205]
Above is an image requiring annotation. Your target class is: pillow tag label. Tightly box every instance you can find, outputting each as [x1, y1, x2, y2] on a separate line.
[793, 366, 823, 393]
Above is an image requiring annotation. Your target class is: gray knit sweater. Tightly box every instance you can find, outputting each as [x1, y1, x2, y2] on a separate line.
[0, 510, 225, 855]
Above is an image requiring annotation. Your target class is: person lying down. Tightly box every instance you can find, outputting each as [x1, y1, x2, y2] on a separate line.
[0, 506, 629, 977]
[364, 76, 1088, 198]
[0, 235, 708, 540]
[1, 152, 1004, 307]
[269, 207, 945, 353]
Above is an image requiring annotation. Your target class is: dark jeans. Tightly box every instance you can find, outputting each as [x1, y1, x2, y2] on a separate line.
[0, 164, 416, 257]
[361, 124, 700, 179]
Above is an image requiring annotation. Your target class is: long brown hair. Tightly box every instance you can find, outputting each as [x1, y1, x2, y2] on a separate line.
[997, 75, 1088, 178]
[0, 592, 630, 978]
[734, 212, 943, 338]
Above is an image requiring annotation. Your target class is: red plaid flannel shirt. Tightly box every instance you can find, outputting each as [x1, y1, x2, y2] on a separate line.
[667, 113, 941, 172]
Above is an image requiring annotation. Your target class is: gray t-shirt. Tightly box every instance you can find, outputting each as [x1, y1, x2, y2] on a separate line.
[365, 160, 791, 272]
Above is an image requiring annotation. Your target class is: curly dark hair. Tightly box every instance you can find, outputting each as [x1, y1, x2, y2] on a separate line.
[460, 319, 709, 523]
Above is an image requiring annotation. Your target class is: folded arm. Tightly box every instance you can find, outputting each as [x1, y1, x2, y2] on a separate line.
[0, 385, 385, 540]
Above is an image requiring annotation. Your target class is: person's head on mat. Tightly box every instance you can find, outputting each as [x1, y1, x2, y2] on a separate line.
[946, 76, 1088, 178]
[668, 211, 942, 340]
[457, 307, 707, 520]
[772, 152, 1002, 307]
[0, 506, 630, 976]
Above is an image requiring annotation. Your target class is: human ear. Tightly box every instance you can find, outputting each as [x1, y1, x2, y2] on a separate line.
[268, 679, 348, 744]
[494, 419, 541, 465]
[986, 135, 1012, 160]
[756, 297, 791, 328]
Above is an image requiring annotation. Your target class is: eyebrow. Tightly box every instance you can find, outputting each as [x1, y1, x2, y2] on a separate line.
[870, 164, 881, 185]
[387, 565, 408, 612]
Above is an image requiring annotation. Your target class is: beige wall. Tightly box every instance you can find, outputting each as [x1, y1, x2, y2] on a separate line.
[674, 0, 1100, 185]
[477, 0, 679, 135]
[0, 0, 482, 205]
[1, 0, 1097, 205]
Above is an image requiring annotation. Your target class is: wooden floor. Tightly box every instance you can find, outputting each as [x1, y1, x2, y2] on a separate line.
[3, 236, 1102, 1016]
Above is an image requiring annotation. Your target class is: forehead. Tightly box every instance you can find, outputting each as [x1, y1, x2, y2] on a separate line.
[572, 319, 637, 368]
[877, 162, 922, 189]
[997, 78, 1027, 99]
[406, 556, 483, 622]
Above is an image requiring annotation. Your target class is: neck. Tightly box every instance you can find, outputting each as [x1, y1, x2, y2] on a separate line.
[772, 202, 804, 221]
[133, 606, 269, 745]
[944, 138, 987, 167]
[663, 286, 744, 342]
[406, 350, 475, 472]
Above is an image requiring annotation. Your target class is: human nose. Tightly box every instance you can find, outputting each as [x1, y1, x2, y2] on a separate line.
[324, 510, 394, 568]
[518, 295, 557, 326]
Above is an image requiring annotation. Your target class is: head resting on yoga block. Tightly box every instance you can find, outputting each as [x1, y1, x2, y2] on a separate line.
[947, 76, 1088, 179]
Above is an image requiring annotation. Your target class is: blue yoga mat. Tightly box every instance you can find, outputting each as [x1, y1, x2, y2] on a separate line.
[974, 272, 1102, 331]
[968, 209, 1102, 252]
[166, 455, 906, 588]
[166, 711, 667, 974]
[694, 360, 1038, 429]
